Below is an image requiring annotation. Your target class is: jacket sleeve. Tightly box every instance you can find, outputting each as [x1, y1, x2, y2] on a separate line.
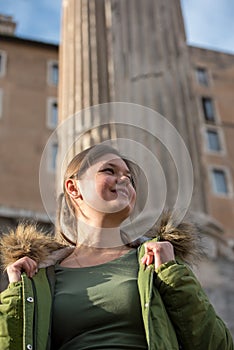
[155, 261, 234, 350]
[0, 282, 23, 350]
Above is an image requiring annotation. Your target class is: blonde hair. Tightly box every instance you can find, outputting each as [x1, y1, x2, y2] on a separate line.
[56, 144, 138, 245]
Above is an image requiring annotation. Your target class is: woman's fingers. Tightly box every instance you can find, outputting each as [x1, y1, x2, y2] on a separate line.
[6, 257, 38, 283]
[141, 248, 154, 266]
[141, 241, 175, 269]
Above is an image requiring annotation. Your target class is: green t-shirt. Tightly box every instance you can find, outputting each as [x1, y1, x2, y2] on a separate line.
[51, 249, 147, 349]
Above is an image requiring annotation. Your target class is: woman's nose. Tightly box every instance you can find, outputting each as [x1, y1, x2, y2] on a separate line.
[117, 174, 130, 185]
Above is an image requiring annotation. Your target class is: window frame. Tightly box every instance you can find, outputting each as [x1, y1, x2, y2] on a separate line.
[0, 50, 7, 78]
[47, 60, 59, 86]
[202, 97, 216, 122]
[209, 166, 232, 198]
[204, 127, 225, 155]
[47, 97, 58, 129]
[47, 139, 58, 173]
[0, 88, 3, 118]
[51, 142, 58, 172]
[196, 67, 209, 86]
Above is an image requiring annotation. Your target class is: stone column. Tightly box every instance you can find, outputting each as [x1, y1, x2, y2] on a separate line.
[58, 0, 206, 215]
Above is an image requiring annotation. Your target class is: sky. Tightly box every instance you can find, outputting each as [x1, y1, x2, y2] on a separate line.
[0, 0, 233, 54]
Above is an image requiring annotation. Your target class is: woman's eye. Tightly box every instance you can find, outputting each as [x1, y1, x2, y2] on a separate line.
[100, 168, 114, 175]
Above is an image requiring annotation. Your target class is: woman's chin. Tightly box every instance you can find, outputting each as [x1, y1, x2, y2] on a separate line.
[108, 198, 133, 214]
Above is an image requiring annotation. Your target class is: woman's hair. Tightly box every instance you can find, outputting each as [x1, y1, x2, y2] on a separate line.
[56, 144, 138, 245]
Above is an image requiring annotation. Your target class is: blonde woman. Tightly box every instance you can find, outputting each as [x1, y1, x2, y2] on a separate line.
[0, 144, 233, 350]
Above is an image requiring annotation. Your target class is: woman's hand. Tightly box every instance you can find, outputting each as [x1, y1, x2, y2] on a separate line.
[141, 241, 175, 270]
[6, 257, 38, 283]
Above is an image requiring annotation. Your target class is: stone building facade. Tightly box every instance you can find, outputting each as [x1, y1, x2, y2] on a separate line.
[189, 46, 234, 242]
[0, 16, 59, 230]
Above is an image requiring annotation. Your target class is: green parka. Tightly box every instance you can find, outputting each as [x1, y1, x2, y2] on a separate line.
[0, 222, 233, 350]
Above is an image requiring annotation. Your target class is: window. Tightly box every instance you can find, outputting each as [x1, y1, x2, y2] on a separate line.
[47, 98, 58, 129]
[202, 97, 215, 122]
[211, 169, 228, 195]
[0, 89, 3, 117]
[48, 60, 58, 85]
[206, 129, 221, 152]
[51, 142, 58, 171]
[47, 141, 58, 172]
[0, 51, 7, 77]
[196, 68, 208, 86]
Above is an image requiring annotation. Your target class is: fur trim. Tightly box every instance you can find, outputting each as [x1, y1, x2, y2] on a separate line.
[146, 211, 203, 265]
[0, 212, 202, 269]
[0, 223, 70, 270]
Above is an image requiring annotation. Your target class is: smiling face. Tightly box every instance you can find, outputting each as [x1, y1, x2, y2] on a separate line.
[77, 153, 136, 220]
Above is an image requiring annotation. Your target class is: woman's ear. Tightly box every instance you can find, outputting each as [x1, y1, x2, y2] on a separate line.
[65, 179, 82, 199]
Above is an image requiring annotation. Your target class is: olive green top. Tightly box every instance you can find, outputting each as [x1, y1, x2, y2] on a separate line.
[51, 249, 147, 349]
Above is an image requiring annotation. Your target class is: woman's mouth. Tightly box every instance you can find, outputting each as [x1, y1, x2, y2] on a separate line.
[111, 188, 129, 198]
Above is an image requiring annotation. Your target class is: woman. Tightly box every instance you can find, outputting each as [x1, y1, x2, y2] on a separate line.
[0, 144, 233, 350]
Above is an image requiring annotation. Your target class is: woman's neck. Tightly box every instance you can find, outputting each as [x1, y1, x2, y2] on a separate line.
[76, 219, 124, 248]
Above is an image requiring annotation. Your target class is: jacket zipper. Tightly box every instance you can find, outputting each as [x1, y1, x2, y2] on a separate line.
[31, 279, 38, 349]
[147, 266, 154, 350]
[137, 245, 154, 350]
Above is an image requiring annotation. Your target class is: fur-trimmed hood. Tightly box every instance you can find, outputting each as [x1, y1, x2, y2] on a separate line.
[0, 224, 73, 270]
[0, 212, 202, 270]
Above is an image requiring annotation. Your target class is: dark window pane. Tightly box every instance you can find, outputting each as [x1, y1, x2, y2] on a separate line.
[212, 169, 228, 194]
[196, 68, 208, 86]
[202, 97, 215, 122]
[0, 52, 6, 76]
[207, 130, 221, 151]
[51, 143, 58, 170]
[52, 102, 58, 127]
[51, 63, 58, 85]
[0, 89, 3, 117]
